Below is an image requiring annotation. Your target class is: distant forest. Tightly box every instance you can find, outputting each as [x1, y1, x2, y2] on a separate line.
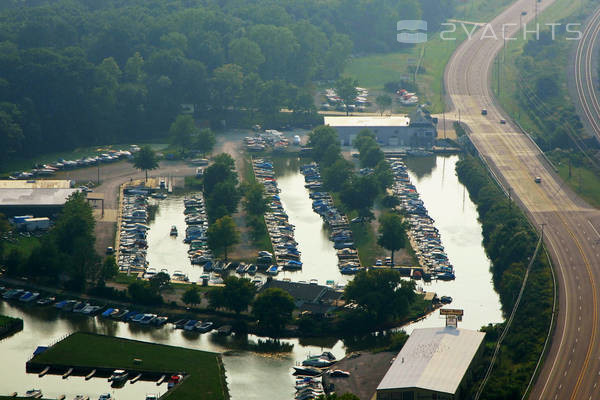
[0, 0, 454, 164]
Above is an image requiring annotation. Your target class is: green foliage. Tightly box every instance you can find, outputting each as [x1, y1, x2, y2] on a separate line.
[207, 216, 240, 260]
[340, 175, 379, 219]
[308, 125, 341, 167]
[375, 94, 392, 115]
[335, 77, 358, 115]
[128, 281, 163, 305]
[194, 128, 216, 155]
[132, 145, 159, 181]
[317, 394, 360, 400]
[203, 153, 240, 221]
[377, 212, 407, 264]
[149, 271, 171, 293]
[242, 181, 269, 216]
[344, 269, 416, 324]
[253, 288, 295, 334]
[169, 114, 197, 149]
[182, 286, 201, 306]
[208, 276, 256, 314]
[322, 158, 354, 192]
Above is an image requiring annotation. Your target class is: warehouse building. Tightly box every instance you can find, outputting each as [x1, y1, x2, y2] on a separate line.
[376, 326, 485, 400]
[324, 109, 437, 148]
[0, 180, 79, 217]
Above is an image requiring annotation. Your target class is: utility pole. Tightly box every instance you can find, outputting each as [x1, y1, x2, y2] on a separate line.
[508, 187, 512, 209]
[443, 110, 447, 139]
[496, 56, 501, 96]
[97, 164, 100, 186]
[540, 223, 546, 240]
[568, 157, 572, 179]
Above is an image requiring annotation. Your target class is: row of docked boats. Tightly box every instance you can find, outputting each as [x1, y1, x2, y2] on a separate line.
[117, 190, 151, 275]
[300, 164, 363, 275]
[1, 286, 170, 328]
[388, 159, 455, 281]
[183, 195, 213, 266]
[292, 352, 337, 400]
[252, 158, 302, 273]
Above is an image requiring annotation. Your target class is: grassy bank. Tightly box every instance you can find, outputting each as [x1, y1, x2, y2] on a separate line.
[0, 314, 23, 338]
[495, 0, 600, 206]
[31, 332, 228, 400]
[243, 155, 273, 253]
[455, 155, 553, 399]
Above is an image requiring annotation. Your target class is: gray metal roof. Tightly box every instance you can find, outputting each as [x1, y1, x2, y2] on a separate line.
[0, 180, 72, 189]
[377, 327, 485, 395]
[0, 188, 80, 206]
[324, 116, 410, 127]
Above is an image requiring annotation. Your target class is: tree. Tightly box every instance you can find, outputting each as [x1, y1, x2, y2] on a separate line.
[335, 77, 358, 116]
[344, 270, 415, 323]
[359, 143, 385, 168]
[253, 288, 295, 334]
[149, 271, 171, 293]
[308, 125, 341, 165]
[182, 286, 201, 307]
[352, 129, 376, 152]
[0, 212, 10, 255]
[340, 175, 379, 219]
[193, 128, 216, 155]
[228, 38, 265, 72]
[128, 281, 163, 305]
[206, 181, 241, 220]
[208, 216, 240, 259]
[133, 145, 159, 182]
[375, 94, 392, 115]
[377, 213, 407, 265]
[243, 181, 269, 216]
[97, 255, 118, 285]
[322, 158, 354, 192]
[317, 394, 360, 400]
[169, 114, 197, 149]
[209, 276, 256, 314]
[203, 153, 238, 194]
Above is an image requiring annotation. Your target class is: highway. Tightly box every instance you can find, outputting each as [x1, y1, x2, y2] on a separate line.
[572, 5, 600, 143]
[444, 1, 600, 399]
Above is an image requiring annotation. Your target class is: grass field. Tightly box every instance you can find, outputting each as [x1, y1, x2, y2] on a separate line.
[31, 332, 228, 400]
[343, 0, 516, 113]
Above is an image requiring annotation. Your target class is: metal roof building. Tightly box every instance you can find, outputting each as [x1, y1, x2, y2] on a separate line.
[377, 327, 485, 400]
[0, 181, 79, 217]
[324, 110, 437, 147]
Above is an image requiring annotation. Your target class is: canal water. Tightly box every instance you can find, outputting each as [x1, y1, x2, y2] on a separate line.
[401, 155, 504, 332]
[0, 155, 503, 399]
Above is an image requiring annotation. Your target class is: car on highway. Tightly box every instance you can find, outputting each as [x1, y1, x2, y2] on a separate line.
[481, 108, 488, 115]
[535, 176, 542, 183]
[500, 119, 506, 124]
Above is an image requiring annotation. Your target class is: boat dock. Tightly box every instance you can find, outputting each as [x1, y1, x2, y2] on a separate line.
[388, 158, 455, 281]
[252, 158, 302, 273]
[300, 163, 362, 274]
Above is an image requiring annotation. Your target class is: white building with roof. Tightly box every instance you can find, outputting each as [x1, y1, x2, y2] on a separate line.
[324, 109, 437, 147]
[376, 326, 485, 400]
[0, 180, 79, 217]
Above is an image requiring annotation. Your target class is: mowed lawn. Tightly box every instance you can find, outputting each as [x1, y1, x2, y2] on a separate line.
[31, 332, 228, 400]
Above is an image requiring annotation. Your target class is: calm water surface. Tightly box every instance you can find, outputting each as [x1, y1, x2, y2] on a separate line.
[0, 155, 502, 399]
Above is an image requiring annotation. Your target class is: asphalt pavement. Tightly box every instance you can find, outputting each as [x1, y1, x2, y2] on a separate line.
[445, 1, 600, 398]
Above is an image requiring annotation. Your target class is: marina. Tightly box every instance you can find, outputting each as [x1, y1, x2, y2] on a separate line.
[300, 163, 362, 274]
[0, 156, 502, 399]
[388, 158, 455, 281]
[252, 158, 301, 272]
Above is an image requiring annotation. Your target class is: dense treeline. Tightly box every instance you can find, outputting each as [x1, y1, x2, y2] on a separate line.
[0, 0, 456, 166]
[455, 156, 553, 399]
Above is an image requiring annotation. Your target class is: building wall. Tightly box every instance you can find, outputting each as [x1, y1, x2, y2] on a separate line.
[335, 126, 436, 147]
[377, 388, 454, 400]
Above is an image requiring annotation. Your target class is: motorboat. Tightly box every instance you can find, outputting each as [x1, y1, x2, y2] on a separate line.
[183, 320, 197, 331]
[24, 389, 42, 398]
[293, 366, 322, 376]
[196, 321, 213, 333]
[108, 369, 128, 384]
[167, 374, 183, 389]
[170, 225, 178, 237]
[139, 314, 156, 325]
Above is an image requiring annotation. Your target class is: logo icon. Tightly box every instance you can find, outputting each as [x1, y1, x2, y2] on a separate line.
[397, 20, 428, 44]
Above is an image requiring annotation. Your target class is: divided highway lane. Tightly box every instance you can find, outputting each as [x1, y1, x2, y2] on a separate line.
[444, 1, 600, 399]
[572, 5, 600, 142]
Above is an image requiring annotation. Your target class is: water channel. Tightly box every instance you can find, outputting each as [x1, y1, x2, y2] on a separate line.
[0, 155, 503, 399]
